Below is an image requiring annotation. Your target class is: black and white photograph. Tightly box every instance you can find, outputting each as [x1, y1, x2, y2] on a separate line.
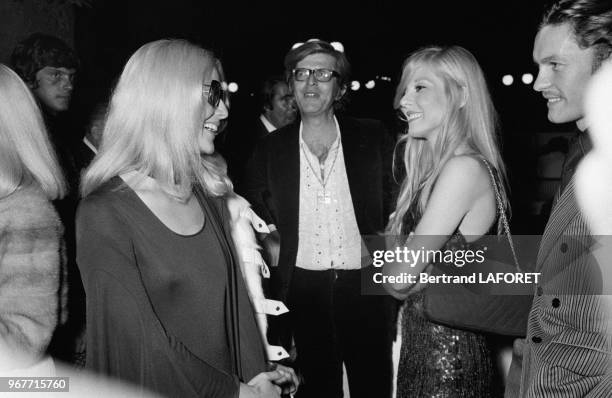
[0, 0, 611, 397]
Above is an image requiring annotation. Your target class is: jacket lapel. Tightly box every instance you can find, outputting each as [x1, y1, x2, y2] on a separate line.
[537, 178, 579, 269]
[272, 123, 300, 235]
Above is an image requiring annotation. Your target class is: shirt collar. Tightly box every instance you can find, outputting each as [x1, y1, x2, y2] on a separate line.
[577, 128, 593, 156]
[298, 115, 341, 148]
[259, 114, 277, 133]
[83, 136, 98, 154]
[558, 127, 593, 191]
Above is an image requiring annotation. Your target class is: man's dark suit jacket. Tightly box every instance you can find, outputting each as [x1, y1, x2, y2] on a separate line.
[243, 116, 394, 303]
[73, 139, 97, 172]
[226, 117, 271, 191]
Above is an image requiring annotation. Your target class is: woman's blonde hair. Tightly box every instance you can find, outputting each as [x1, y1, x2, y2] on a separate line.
[81, 39, 232, 199]
[387, 46, 509, 235]
[0, 64, 66, 199]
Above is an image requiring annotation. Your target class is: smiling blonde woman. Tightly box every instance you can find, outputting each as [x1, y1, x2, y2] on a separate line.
[77, 40, 295, 398]
[385, 45, 509, 397]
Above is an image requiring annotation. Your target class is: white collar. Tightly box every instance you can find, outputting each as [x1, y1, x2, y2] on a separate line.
[259, 114, 277, 133]
[83, 137, 98, 154]
[299, 115, 341, 146]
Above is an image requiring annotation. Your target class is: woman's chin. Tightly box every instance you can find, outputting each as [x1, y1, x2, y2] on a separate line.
[198, 141, 215, 155]
[408, 131, 427, 140]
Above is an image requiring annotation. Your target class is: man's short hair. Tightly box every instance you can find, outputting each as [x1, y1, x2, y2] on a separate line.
[259, 76, 286, 112]
[284, 40, 351, 88]
[542, 0, 612, 71]
[11, 33, 79, 86]
[283, 40, 351, 110]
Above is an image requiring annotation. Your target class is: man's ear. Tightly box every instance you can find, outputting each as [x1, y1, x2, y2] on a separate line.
[336, 85, 347, 101]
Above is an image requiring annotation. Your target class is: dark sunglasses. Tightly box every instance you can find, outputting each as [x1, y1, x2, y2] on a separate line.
[203, 80, 224, 108]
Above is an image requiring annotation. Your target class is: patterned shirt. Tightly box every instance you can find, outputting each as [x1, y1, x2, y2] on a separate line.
[295, 117, 362, 270]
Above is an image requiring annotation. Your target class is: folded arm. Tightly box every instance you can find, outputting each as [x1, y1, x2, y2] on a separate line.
[383, 156, 493, 300]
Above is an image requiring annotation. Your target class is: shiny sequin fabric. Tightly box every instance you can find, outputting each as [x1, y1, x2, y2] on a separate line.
[397, 291, 495, 397]
[396, 233, 498, 398]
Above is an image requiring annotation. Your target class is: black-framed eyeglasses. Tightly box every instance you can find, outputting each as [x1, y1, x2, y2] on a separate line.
[203, 80, 224, 108]
[292, 68, 339, 83]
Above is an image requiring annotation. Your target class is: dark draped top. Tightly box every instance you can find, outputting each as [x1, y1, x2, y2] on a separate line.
[76, 177, 266, 397]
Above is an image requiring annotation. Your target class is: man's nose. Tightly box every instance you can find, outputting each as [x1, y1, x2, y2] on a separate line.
[307, 72, 317, 86]
[61, 75, 74, 91]
[533, 70, 548, 92]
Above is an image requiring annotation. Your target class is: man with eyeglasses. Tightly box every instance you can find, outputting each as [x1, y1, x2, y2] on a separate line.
[11, 33, 85, 368]
[244, 40, 395, 398]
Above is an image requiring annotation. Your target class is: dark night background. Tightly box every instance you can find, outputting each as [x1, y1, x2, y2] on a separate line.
[73, 0, 561, 129]
[68, 0, 574, 233]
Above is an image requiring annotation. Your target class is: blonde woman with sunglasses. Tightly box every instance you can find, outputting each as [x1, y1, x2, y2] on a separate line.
[78, 40, 296, 398]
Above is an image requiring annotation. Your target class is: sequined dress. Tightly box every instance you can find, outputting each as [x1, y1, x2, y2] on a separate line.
[396, 232, 498, 398]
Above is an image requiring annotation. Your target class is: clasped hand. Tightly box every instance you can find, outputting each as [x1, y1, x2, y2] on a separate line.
[241, 364, 299, 398]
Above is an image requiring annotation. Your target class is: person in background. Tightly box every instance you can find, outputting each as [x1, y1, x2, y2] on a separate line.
[11, 33, 79, 189]
[73, 102, 107, 171]
[228, 76, 296, 191]
[0, 64, 67, 372]
[11, 32, 85, 365]
[258, 76, 297, 135]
